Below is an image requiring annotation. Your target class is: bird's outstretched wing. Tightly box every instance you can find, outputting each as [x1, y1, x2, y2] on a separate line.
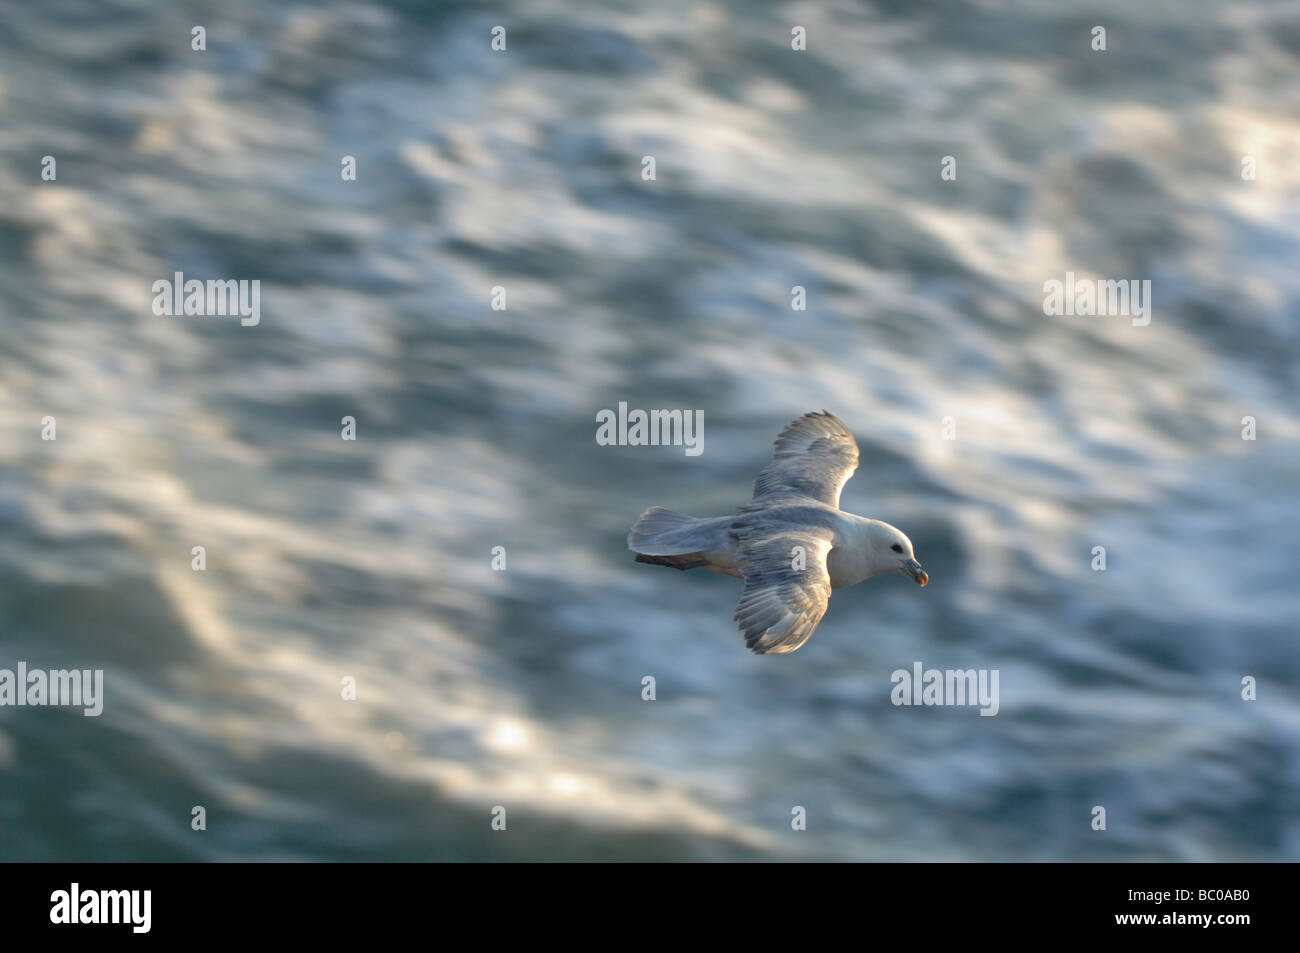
[751, 411, 859, 508]
[732, 524, 834, 655]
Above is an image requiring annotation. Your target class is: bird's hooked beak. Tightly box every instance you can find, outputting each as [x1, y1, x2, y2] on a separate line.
[904, 558, 929, 587]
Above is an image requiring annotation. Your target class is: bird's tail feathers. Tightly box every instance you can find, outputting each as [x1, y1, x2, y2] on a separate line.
[629, 506, 734, 572]
[634, 552, 710, 570]
[628, 506, 703, 555]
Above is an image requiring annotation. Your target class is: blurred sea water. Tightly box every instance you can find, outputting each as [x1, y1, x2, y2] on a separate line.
[0, 0, 1298, 861]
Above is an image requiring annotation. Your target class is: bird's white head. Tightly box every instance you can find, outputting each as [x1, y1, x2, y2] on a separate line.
[868, 520, 928, 586]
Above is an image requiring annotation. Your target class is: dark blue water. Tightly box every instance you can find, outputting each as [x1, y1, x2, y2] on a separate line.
[0, 0, 1297, 861]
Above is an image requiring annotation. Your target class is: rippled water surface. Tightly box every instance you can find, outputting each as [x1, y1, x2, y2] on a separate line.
[1, 0, 1298, 861]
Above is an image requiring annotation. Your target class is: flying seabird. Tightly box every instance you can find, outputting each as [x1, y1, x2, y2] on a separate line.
[628, 411, 928, 655]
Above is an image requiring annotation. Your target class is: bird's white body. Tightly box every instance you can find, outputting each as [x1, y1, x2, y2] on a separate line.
[651, 504, 902, 589]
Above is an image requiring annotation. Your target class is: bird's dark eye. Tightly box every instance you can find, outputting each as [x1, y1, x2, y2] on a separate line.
[891, 543, 903, 553]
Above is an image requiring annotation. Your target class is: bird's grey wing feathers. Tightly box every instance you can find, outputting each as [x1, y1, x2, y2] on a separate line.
[751, 411, 860, 508]
[732, 524, 834, 655]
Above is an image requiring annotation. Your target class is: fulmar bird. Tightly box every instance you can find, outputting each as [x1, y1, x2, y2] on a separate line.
[628, 411, 928, 655]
